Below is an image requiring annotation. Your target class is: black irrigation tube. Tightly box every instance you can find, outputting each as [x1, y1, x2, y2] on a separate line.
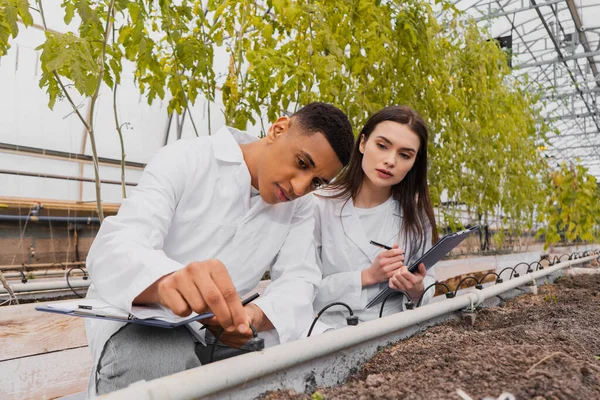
[509, 262, 531, 279]
[416, 282, 454, 308]
[208, 323, 263, 364]
[549, 254, 571, 265]
[307, 302, 358, 337]
[65, 267, 88, 298]
[478, 272, 503, 285]
[49, 262, 66, 270]
[379, 290, 411, 318]
[498, 266, 516, 280]
[453, 276, 482, 295]
[2, 268, 27, 283]
[400, 249, 598, 313]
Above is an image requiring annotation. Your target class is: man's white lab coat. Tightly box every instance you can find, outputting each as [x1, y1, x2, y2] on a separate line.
[312, 193, 435, 330]
[84, 126, 320, 396]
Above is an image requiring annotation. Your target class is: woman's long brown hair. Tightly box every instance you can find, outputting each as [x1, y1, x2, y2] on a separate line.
[324, 105, 439, 256]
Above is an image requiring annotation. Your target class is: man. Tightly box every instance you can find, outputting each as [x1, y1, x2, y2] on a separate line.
[84, 102, 354, 395]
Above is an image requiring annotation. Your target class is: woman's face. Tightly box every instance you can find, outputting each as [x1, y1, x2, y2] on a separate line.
[359, 120, 421, 189]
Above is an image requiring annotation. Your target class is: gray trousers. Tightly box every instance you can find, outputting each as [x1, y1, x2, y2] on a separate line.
[96, 323, 253, 395]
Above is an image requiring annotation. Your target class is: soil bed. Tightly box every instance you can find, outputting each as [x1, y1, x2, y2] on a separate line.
[265, 273, 600, 400]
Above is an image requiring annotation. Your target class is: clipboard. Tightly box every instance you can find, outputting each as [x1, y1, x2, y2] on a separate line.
[35, 292, 260, 328]
[366, 226, 479, 309]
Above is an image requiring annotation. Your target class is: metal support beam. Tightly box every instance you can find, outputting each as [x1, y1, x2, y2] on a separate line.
[553, 153, 600, 159]
[531, 0, 600, 134]
[542, 87, 600, 100]
[0, 169, 138, 186]
[0, 142, 145, 170]
[565, 0, 600, 88]
[474, 0, 563, 21]
[516, 49, 600, 69]
[548, 132, 600, 140]
[546, 111, 600, 121]
[545, 111, 600, 120]
[547, 144, 600, 151]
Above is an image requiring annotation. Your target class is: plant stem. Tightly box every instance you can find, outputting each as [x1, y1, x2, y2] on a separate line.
[37, 0, 115, 222]
[163, 9, 199, 137]
[0, 272, 18, 305]
[113, 83, 127, 199]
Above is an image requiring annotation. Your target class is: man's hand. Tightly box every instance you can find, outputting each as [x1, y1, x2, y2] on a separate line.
[134, 259, 250, 335]
[202, 303, 273, 348]
[388, 263, 427, 301]
[361, 244, 405, 287]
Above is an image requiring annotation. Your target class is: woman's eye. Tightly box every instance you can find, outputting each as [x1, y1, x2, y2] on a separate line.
[377, 143, 386, 150]
[312, 178, 323, 188]
[400, 153, 410, 159]
[298, 157, 307, 168]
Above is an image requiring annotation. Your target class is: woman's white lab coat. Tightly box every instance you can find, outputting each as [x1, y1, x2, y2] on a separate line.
[85, 126, 320, 396]
[312, 192, 436, 330]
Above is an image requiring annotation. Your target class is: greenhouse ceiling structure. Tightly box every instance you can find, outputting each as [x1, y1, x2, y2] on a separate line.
[456, 0, 600, 178]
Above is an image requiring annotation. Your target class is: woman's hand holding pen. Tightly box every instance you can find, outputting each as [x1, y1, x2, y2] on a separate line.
[361, 244, 405, 287]
[134, 259, 251, 336]
[389, 263, 426, 300]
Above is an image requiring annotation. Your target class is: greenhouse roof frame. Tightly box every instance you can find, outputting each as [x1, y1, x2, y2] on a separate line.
[453, 0, 600, 178]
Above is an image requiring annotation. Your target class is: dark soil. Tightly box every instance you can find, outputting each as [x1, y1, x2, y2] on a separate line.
[264, 274, 600, 400]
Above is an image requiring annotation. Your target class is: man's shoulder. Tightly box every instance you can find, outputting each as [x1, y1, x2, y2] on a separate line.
[170, 136, 214, 152]
[156, 136, 216, 166]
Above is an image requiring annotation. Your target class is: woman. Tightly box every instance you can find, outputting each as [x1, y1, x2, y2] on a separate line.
[312, 105, 439, 330]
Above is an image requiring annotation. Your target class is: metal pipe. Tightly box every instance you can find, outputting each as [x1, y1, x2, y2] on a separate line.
[0, 279, 90, 294]
[565, 0, 600, 89]
[517, 49, 600, 69]
[474, 0, 563, 22]
[0, 169, 137, 187]
[0, 261, 85, 270]
[99, 254, 598, 400]
[0, 214, 100, 224]
[0, 142, 146, 170]
[3, 270, 86, 279]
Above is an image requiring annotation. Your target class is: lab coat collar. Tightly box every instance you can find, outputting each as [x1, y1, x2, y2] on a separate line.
[336, 196, 402, 263]
[334, 198, 373, 262]
[333, 195, 402, 217]
[212, 125, 259, 163]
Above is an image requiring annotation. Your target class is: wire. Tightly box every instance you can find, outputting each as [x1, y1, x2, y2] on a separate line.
[209, 327, 225, 364]
[453, 276, 481, 296]
[417, 282, 453, 308]
[2, 268, 27, 283]
[48, 262, 66, 278]
[529, 261, 544, 271]
[66, 266, 88, 298]
[478, 272, 502, 285]
[549, 254, 571, 265]
[498, 266, 516, 280]
[10, 204, 34, 266]
[379, 290, 410, 318]
[509, 262, 531, 279]
[209, 323, 262, 364]
[307, 302, 357, 337]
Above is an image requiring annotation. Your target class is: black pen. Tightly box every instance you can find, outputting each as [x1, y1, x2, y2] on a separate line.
[369, 240, 392, 250]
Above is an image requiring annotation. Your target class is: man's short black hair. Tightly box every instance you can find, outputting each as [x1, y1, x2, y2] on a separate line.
[291, 102, 354, 166]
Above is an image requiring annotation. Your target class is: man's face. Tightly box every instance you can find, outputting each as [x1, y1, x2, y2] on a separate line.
[258, 117, 344, 204]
